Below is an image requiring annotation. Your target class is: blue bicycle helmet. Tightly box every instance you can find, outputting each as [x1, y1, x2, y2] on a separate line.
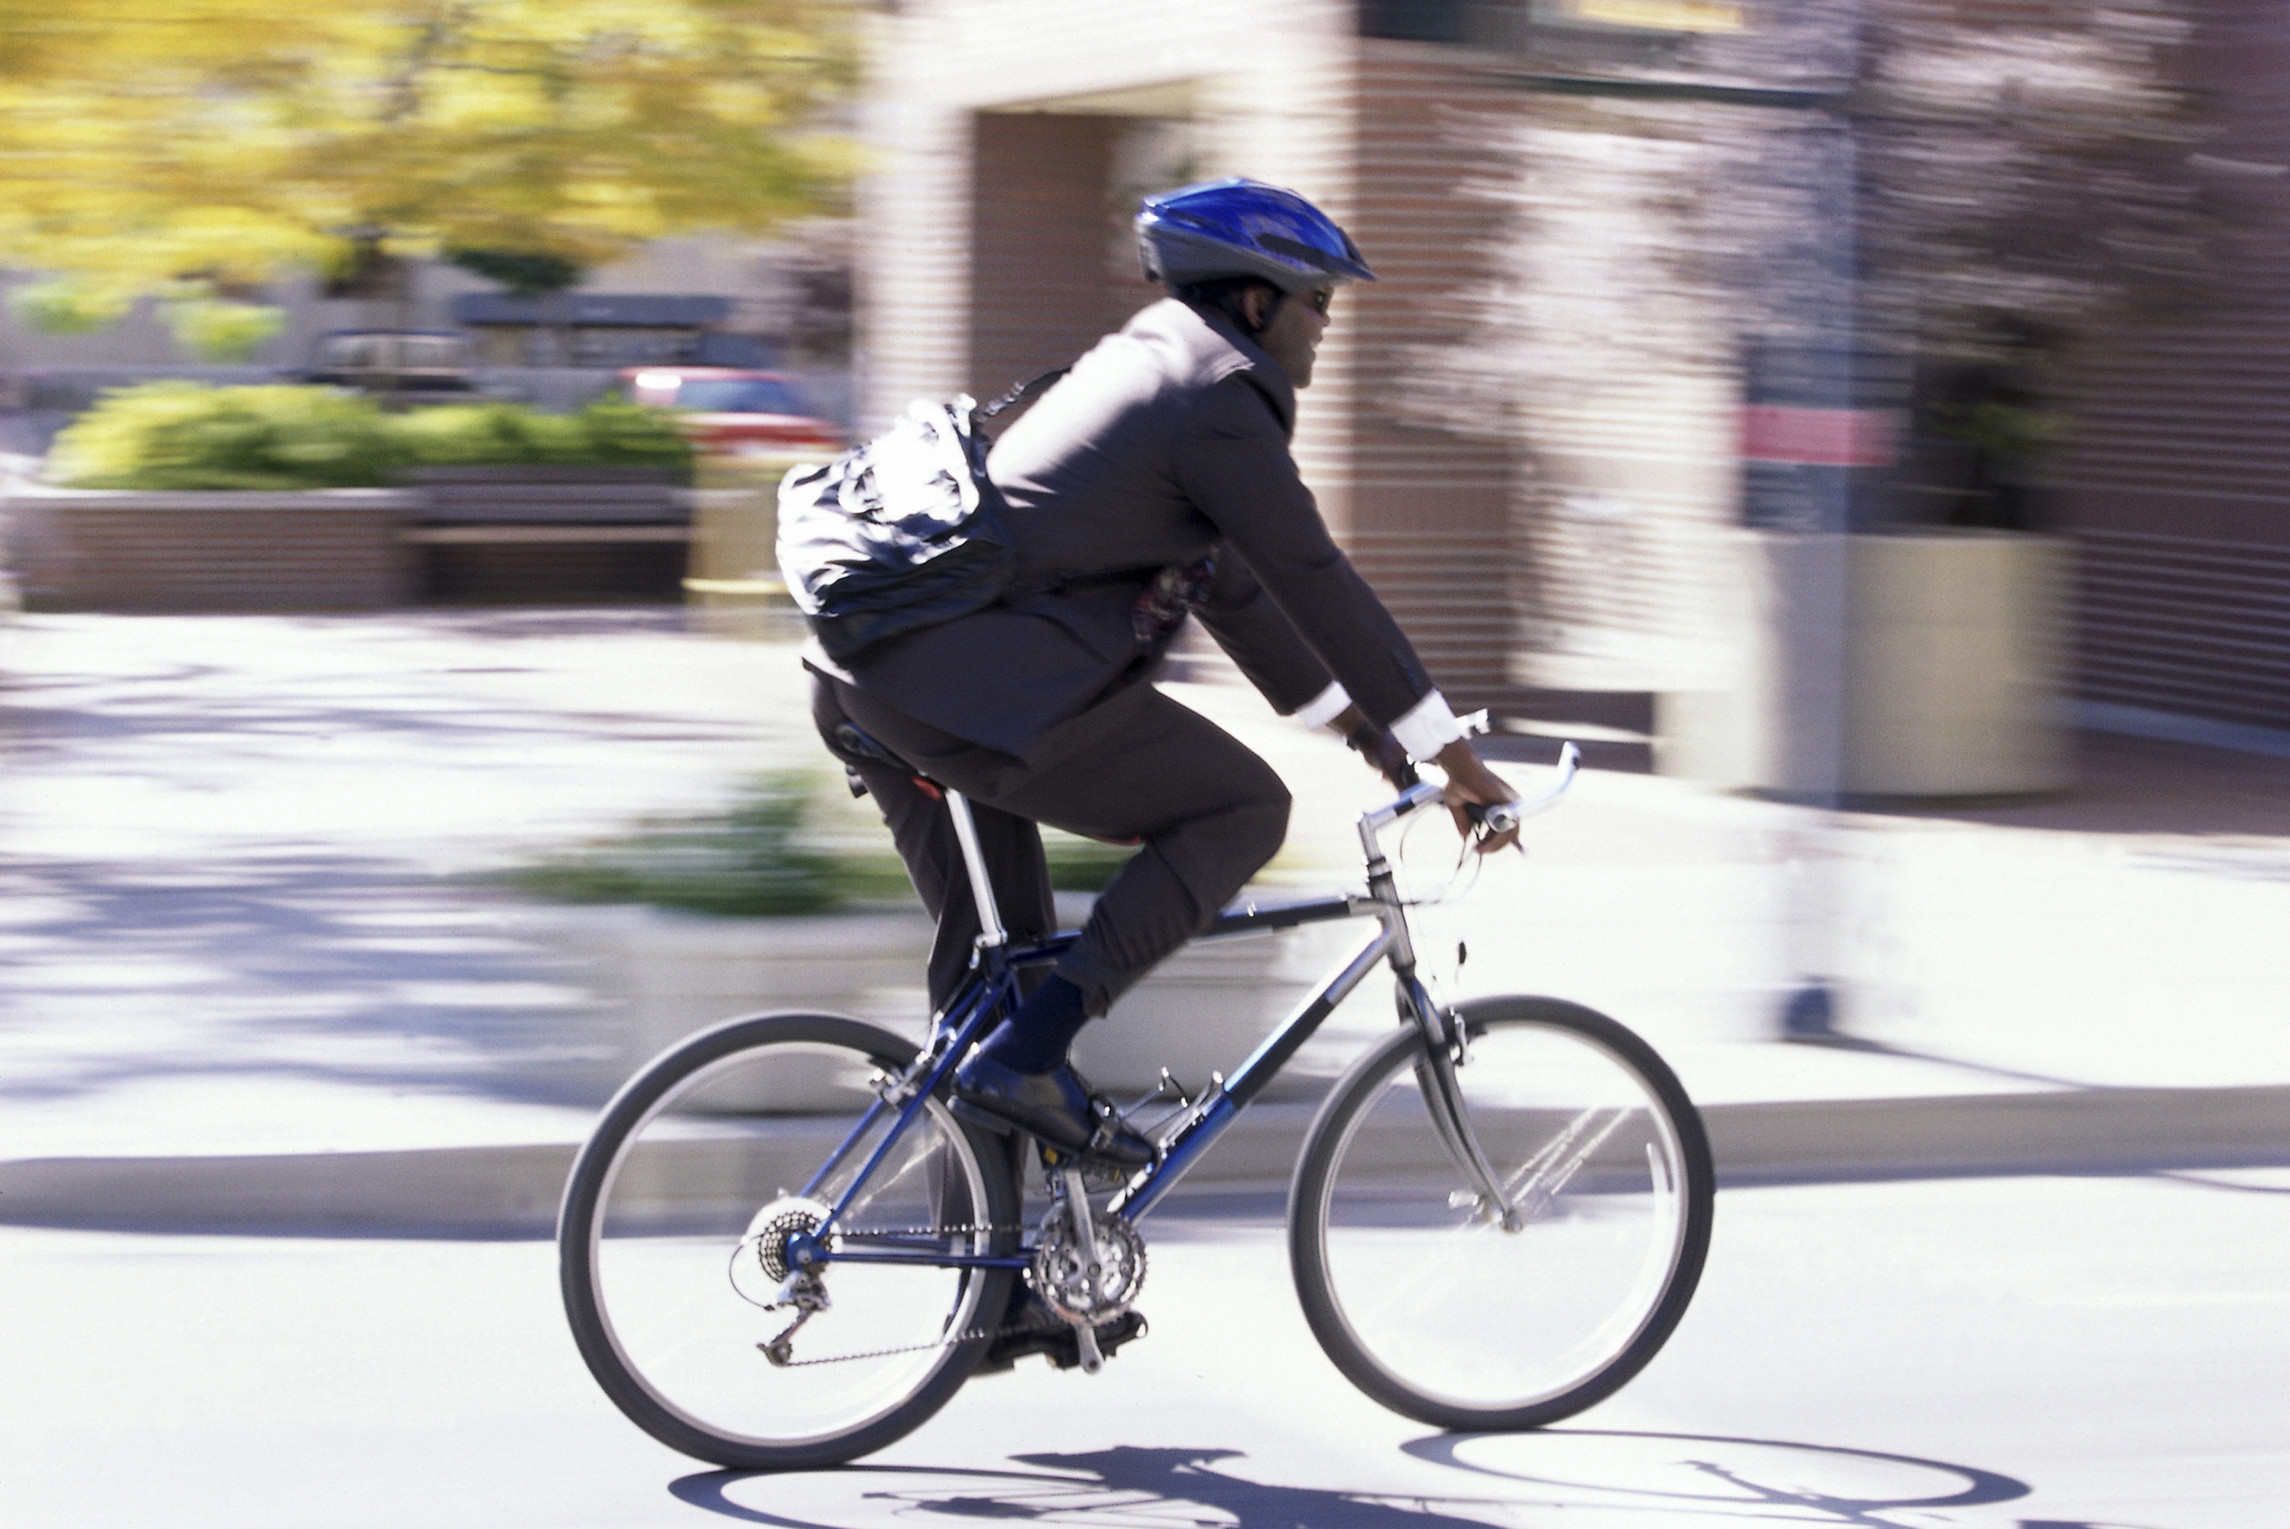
[1136, 178, 1375, 293]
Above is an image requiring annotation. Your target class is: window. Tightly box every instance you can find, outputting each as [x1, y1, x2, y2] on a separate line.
[674, 378, 805, 414]
[1360, 0, 1473, 42]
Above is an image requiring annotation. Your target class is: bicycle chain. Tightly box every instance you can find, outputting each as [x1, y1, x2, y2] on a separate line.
[753, 1220, 1026, 1368]
[758, 1220, 1121, 1369]
[761, 1316, 1018, 1368]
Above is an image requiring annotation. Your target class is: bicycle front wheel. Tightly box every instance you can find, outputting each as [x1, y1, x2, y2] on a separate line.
[1290, 995, 1714, 1431]
[559, 1012, 1019, 1471]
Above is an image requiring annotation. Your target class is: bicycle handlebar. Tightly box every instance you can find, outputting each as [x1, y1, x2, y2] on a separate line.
[1361, 739, 1581, 845]
[1486, 738, 1580, 832]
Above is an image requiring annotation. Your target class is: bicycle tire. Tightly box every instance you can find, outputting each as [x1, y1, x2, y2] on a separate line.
[1289, 995, 1714, 1431]
[559, 1011, 1019, 1470]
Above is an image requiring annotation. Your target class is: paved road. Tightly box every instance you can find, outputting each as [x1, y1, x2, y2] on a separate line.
[5, 1171, 2285, 1528]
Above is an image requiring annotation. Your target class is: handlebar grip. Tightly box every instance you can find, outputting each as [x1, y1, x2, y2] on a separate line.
[1465, 801, 1521, 837]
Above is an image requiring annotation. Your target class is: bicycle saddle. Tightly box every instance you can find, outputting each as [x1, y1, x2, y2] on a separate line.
[832, 721, 946, 801]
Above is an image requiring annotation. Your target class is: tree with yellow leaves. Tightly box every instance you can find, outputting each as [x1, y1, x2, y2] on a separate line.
[0, 1, 855, 356]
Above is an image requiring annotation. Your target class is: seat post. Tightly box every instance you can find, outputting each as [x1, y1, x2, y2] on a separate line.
[940, 789, 1007, 949]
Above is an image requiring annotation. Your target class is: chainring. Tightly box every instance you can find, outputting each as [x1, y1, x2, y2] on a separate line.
[1029, 1204, 1147, 1326]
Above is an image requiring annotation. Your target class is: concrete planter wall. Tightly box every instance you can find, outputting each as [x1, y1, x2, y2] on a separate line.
[1660, 530, 2072, 798]
[542, 892, 1367, 1110]
[2, 468, 696, 611]
[1067, 898, 1368, 1099]
[547, 905, 934, 1110]
[3, 487, 421, 612]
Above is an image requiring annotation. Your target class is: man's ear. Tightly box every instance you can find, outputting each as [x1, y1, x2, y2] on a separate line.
[1238, 284, 1277, 332]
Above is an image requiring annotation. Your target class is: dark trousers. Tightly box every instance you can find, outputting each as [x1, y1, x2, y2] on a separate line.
[812, 672, 1291, 1018]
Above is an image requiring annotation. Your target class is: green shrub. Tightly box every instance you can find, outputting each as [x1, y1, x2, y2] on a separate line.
[392, 398, 691, 470]
[494, 773, 1138, 918]
[50, 382, 404, 490]
[8, 277, 135, 337]
[390, 402, 590, 467]
[495, 771, 908, 919]
[571, 397, 698, 469]
[51, 384, 692, 489]
[160, 299, 287, 363]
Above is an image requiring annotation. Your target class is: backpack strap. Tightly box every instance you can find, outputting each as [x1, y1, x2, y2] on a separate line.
[973, 364, 1072, 427]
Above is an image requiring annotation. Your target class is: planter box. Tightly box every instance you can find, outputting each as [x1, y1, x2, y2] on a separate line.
[2, 487, 420, 612]
[542, 905, 934, 1110]
[1660, 530, 2072, 798]
[1068, 900, 1371, 1099]
[537, 893, 1372, 1110]
[1, 468, 700, 612]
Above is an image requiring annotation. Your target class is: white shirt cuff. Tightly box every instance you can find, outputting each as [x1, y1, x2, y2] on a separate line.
[1293, 681, 1353, 731]
[1389, 690, 1467, 762]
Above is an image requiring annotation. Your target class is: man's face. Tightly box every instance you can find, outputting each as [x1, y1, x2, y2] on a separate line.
[1247, 284, 1335, 389]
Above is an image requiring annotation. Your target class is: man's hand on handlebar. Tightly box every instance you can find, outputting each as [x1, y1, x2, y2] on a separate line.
[1330, 705, 1519, 851]
[1434, 738, 1520, 854]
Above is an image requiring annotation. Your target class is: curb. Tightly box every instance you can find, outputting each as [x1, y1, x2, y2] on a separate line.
[3, 1087, 2285, 1238]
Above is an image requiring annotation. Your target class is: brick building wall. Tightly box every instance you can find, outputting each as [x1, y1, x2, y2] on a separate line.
[2049, 1, 2290, 732]
[968, 113, 1141, 400]
[858, 0, 1547, 708]
[1340, 47, 1525, 703]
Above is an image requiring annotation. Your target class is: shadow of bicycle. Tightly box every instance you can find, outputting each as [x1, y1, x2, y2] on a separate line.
[668, 1429, 2163, 1528]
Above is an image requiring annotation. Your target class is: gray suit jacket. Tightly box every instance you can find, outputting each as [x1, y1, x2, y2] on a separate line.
[825, 298, 1435, 762]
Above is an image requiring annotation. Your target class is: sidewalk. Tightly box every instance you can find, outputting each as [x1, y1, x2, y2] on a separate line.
[2, 608, 2285, 1233]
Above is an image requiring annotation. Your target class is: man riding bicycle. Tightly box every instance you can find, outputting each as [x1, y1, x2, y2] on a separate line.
[808, 178, 1516, 1167]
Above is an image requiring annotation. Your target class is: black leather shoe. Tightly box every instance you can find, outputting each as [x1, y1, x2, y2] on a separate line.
[973, 1285, 1148, 1375]
[952, 1053, 1155, 1167]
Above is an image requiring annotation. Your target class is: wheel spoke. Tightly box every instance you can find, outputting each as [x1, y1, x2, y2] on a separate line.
[560, 1014, 1018, 1471]
[1502, 1107, 1630, 1223]
[1290, 998, 1714, 1430]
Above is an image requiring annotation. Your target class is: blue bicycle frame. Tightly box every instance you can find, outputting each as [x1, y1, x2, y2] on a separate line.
[785, 749, 1578, 1276]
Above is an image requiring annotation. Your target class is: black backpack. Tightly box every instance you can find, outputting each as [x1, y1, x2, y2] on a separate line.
[775, 369, 1064, 665]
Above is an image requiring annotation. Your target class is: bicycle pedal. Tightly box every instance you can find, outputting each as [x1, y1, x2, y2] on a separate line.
[1048, 1311, 1146, 1371]
[975, 1292, 1147, 1377]
[1006, 1311, 1147, 1375]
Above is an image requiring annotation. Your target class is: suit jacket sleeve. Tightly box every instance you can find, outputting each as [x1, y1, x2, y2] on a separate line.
[1176, 378, 1436, 726]
[1193, 548, 1335, 715]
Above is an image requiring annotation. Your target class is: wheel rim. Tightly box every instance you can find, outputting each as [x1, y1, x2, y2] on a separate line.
[1309, 1018, 1695, 1414]
[578, 1036, 999, 1451]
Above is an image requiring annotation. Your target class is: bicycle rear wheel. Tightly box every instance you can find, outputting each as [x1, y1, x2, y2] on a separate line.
[1290, 995, 1714, 1430]
[559, 1012, 1019, 1471]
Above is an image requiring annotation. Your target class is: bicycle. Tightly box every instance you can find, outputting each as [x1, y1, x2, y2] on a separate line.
[558, 738, 1715, 1471]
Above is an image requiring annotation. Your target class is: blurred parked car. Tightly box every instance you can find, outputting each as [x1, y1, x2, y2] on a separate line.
[620, 367, 844, 458]
[299, 331, 485, 404]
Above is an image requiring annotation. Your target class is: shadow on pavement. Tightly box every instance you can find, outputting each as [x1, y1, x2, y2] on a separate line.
[1405, 1430, 2045, 1525]
[668, 1431, 2127, 1527]
[0, 852, 614, 1108]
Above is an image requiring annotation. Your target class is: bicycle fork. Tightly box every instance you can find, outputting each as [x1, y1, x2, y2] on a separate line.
[1404, 978, 1628, 1233]
[1399, 972, 1526, 1229]
[1358, 797, 1524, 1232]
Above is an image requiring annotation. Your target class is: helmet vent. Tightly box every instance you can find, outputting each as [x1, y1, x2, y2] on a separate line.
[1256, 232, 1338, 270]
